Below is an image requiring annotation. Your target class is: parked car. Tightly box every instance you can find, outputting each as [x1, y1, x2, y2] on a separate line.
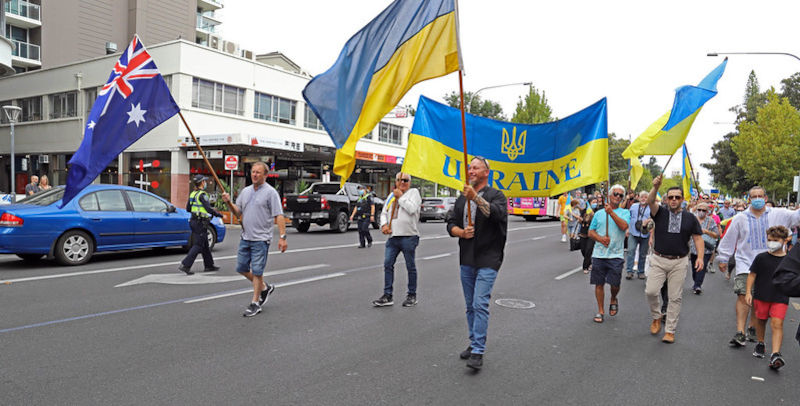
[283, 182, 384, 233]
[0, 185, 226, 266]
[420, 197, 457, 222]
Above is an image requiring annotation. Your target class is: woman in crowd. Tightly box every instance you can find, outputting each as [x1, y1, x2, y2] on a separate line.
[578, 197, 596, 274]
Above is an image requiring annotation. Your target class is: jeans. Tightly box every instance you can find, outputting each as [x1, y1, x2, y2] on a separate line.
[236, 239, 270, 276]
[579, 236, 594, 271]
[460, 265, 498, 354]
[383, 235, 419, 295]
[625, 235, 649, 274]
[690, 253, 712, 289]
[357, 217, 373, 247]
[181, 218, 213, 268]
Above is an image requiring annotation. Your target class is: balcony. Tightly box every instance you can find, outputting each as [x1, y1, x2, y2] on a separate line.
[197, 0, 223, 12]
[196, 14, 221, 34]
[4, 0, 42, 29]
[10, 40, 41, 67]
[0, 37, 14, 76]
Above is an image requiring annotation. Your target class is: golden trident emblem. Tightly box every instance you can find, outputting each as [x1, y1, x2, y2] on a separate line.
[501, 126, 526, 161]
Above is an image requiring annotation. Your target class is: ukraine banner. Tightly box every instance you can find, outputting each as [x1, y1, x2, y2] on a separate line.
[623, 58, 727, 159]
[302, 0, 462, 184]
[402, 96, 608, 197]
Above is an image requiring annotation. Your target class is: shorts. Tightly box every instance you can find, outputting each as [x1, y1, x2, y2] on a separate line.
[590, 257, 624, 287]
[236, 239, 270, 276]
[560, 214, 567, 223]
[753, 299, 788, 320]
[733, 274, 750, 295]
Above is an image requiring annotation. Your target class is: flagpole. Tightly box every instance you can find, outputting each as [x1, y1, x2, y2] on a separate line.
[658, 153, 676, 178]
[177, 111, 225, 191]
[684, 144, 702, 195]
[458, 70, 473, 226]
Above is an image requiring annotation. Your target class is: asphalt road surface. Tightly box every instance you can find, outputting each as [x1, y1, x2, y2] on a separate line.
[2, 217, 798, 405]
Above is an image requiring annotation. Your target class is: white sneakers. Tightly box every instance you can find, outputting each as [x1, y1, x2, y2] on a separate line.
[561, 235, 567, 243]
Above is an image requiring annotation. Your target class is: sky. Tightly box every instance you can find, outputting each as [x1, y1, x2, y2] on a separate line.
[219, 0, 800, 191]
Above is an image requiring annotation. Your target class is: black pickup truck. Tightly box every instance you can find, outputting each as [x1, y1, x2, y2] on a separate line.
[282, 182, 384, 233]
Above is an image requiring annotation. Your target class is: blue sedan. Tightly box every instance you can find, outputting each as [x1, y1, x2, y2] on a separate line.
[0, 185, 226, 266]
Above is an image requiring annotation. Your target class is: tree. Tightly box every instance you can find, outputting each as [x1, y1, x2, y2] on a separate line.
[658, 174, 684, 196]
[443, 91, 505, 120]
[780, 72, 800, 110]
[644, 156, 662, 178]
[732, 90, 800, 199]
[700, 132, 750, 196]
[511, 85, 554, 124]
[731, 70, 768, 123]
[607, 133, 630, 186]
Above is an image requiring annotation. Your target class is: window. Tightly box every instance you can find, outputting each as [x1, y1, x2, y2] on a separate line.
[0, 100, 10, 124]
[94, 190, 128, 211]
[191, 78, 244, 115]
[378, 122, 403, 145]
[85, 88, 98, 116]
[255, 92, 296, 125]
[50, 91, 78, 119]
[126, 191, 168, 212]
[79, 194, 100, 211]
[303, 105, 324, 130]
[18, 96, 42, 122]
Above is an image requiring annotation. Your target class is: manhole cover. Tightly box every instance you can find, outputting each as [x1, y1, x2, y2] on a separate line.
[494, 298, 535, 309]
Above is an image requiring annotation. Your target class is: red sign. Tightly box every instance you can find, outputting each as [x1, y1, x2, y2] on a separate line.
[225, 155, 239, 170]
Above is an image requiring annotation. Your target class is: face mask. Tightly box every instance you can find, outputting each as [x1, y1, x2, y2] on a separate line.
[591, 204, 597, 209]
[358, 190, 365, 196]
[767, 241, 783, 252]
[696, 211, 707, 218]
[750, 198, 766, 210]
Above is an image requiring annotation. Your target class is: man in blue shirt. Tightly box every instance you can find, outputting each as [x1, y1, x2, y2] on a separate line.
[626, 191, 652, 280]
[588, 184, 631, 323]
[718, 200, 736, 220]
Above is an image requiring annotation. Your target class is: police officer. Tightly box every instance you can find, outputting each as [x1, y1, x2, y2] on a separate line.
[179, 175, 223, 275]
[349, 185, 375, 248]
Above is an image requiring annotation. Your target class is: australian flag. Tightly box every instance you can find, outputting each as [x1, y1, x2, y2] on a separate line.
[61, 34, 179, 207]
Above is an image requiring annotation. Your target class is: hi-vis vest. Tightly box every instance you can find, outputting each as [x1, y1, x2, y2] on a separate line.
[189, 190, 210, 218]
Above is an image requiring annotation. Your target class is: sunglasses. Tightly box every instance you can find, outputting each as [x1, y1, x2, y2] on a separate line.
[696, 209, 707, 212]
[397, 178, 410, 183]
[666, 195, 682, 201]
[612, 193, 624, 198]
[470, 156, 490, 169]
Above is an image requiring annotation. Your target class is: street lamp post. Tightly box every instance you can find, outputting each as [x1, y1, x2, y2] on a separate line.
[468, 81, 532, 113]
[3, 105, 21, 203]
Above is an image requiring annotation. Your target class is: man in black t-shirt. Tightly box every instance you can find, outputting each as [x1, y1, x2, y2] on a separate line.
[644, 176, 704, 344]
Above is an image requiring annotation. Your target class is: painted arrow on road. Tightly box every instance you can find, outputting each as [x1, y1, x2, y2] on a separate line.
[115, 273, 243, 287]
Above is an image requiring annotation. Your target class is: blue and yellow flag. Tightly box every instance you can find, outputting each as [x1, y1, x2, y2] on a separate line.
[623, 58, 727, 160]
[682, 144, 692, 198]
[302, 0, 461, 184]
[402, 96, 608, 197]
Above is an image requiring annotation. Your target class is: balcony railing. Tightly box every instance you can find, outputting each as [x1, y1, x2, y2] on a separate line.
[4, 0, 41, 22]
[196, 14, 220, 33]
[10, 40, 40, 61]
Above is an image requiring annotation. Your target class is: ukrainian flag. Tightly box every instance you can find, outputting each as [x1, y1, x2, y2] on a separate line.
[402, 96, 608, 197]
[623, 58, 727, 160]
[302, 0, 462, 184]
[682, 144, 692, 198]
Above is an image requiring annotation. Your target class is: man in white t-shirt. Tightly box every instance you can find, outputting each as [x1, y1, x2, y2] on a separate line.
[372, 172, 421, 308]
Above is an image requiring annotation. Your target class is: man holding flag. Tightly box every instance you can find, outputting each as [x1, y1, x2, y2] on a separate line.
[61, 34, 179, 207]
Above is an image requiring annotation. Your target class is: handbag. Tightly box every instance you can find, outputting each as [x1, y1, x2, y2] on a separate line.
[569, 223, 581, 251]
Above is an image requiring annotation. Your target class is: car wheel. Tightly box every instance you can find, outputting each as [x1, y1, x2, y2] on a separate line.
[294, 221, 311, 233]
[54, 230, 94, 266]
[206, 226, 217, 250]
[420, 218, 427, 222]
[16, 253, 43, 262]
[332, 211, 349, 233]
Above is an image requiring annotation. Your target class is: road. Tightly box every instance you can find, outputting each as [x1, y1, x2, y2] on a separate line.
[1, 217, 798, 405]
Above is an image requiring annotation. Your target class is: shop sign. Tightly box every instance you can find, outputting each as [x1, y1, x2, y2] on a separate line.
[250, 134, 303, 152]
[355, 150, 404, 165]
[187, 150, 223, 159]
[178, 134, 245, 147]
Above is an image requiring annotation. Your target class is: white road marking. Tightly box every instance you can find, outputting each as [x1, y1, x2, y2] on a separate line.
[555, 267, 584, 280]
[0, 224, 558, 284]
[421, 253, 451, 260]
[183, 272, 345, 304]
[531, 236, 547, 241]
[115, 273, 244, 287]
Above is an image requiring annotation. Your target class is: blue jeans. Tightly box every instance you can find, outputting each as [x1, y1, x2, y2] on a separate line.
[236, 239, 270, 276]
[383, 235, 419, 295]
[460, 265, 498, 355]
[626, 235, 649, 274]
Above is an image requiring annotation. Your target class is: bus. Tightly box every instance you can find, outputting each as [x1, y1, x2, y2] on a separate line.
[507, 197, 560, 221]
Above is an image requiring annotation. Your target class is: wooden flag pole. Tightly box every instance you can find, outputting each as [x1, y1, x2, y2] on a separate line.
[178, 111, 225, 191]
[684, 144, 702, 195]
[658, 152, 676, 178]
[458, 70, 473, 226]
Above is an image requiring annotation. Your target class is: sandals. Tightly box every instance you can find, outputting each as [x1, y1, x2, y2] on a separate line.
[593, 313, 604, 323]
[609, 300, 619, 316]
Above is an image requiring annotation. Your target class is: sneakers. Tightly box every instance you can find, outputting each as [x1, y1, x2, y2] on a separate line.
[637, 273, 646, 280]
[650, 318, 662, 335]
[179, 265, 194, 275]
[259, 283, 275, 306]
[625, 272, 633, 280]
[769, 353, 785, 370]
[203, 265, 220, 272]
[729, 331, 746, 347]
[367, 241, 372, 248]
[746, 326, 757, 342]
[459, 346, 473, 360]
[372, 294, 393, 307]
[243, 302, 261, 317]
[467, 353, 483, 370]
[662, 332, 675, 343]
[561, 235, 567, 243]
[402, 294, 418, 307]
[753, 342, 766, 358]
[358, 245, 366, 248]
[693, 288, 702, 295]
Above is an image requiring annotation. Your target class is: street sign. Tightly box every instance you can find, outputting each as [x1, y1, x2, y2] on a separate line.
[793, 176, 799, 192]
[225, 155, 239, 170]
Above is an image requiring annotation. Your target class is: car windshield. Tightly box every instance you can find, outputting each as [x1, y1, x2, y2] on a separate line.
[19, 187, 65, 206]
[310, 184, 341, 194]
[423, 199, 443, 205]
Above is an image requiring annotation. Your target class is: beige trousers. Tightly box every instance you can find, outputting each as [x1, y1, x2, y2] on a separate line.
[645, 254, 689, 334]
